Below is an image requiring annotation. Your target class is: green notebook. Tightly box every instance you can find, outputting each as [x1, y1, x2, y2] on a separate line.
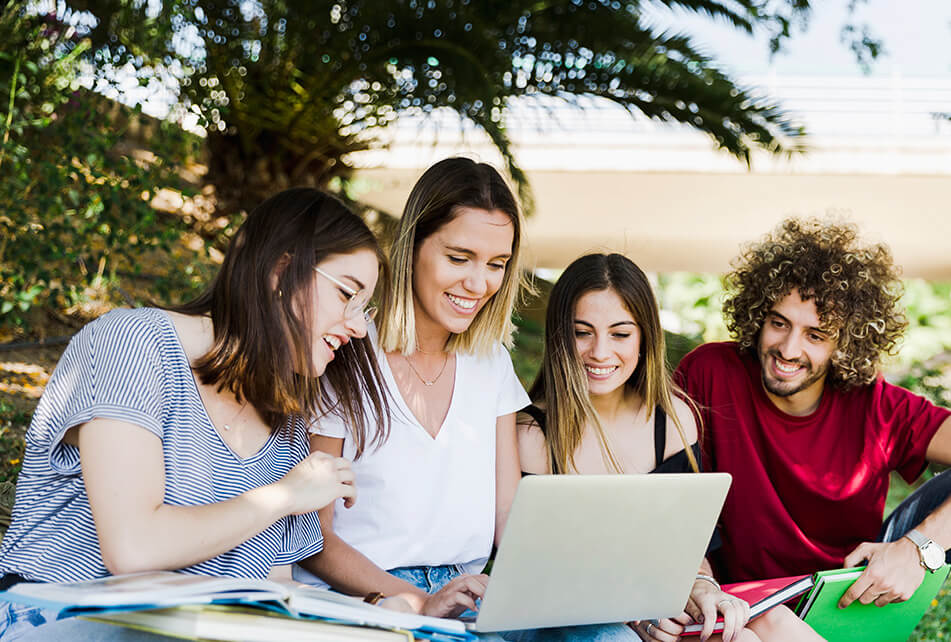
[796, 564, 950, 642]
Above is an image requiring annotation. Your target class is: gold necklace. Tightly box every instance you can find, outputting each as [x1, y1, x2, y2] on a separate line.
[405, 352, 449, 387]
[414, 337, 447, 355]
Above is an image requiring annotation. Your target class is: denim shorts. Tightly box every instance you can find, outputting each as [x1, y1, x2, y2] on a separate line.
[388, 563, 469, 594]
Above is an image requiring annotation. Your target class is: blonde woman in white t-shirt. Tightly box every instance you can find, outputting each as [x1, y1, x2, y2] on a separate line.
[295, 158, 639, 641]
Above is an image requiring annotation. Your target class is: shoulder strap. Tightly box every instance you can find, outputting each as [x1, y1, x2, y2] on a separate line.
[519, 404, 560, 473]
[653, 406, 667, 467]
[521, 404, 547, 431]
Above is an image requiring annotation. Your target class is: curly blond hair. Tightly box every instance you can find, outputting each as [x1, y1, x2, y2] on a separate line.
[723, 218, 907, 389]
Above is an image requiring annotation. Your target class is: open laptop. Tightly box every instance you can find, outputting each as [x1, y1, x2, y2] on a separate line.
[466, 473, 731, 632]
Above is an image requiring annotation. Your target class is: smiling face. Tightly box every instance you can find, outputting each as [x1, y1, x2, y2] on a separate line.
[756, 288, 836, 415]
[573, 288, 642, 398]
[309, 248, 380, 375]
[411, 206, 514, 343]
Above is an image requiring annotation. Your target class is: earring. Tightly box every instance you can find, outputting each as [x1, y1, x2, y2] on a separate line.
[278, 289, 283, 298]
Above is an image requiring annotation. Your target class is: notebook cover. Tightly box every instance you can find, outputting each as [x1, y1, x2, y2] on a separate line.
[682, 574, 813, 635]
[797, 564, 950, 642]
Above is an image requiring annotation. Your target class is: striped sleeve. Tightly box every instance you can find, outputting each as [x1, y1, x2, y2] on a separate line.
[43, 310, 166, 475]
[273, 511, 324, 565]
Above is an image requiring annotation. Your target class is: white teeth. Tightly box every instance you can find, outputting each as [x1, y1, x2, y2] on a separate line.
[585, 365, 618, 376]
[447, 293, 477, 310]
[775, 359, 800, 373]
[323, 335, 341, 351]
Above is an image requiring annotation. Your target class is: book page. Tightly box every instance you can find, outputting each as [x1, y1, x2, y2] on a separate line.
[7, 571, 288, 607]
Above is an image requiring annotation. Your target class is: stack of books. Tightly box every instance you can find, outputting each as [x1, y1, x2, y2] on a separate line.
[0, 571, 475, 641]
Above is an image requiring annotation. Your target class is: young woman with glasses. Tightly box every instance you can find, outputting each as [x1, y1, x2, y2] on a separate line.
[0, 188, 391, 640]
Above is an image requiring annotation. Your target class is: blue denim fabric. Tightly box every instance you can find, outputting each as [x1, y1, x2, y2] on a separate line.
[0, 601, 54, 641]
[0, 601, 172, 641]
[880, 468, 951, 563]
[387, 564, 638, 642]
[389, 564, 470, 595]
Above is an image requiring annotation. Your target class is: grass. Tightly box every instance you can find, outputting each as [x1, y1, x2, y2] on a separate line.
[913, 584, 950, 641]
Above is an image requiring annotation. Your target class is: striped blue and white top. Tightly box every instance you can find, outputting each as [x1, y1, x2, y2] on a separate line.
[0, 307, 323, 582]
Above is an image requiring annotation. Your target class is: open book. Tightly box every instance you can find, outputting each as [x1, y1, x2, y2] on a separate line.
[682, 574, 814, 635]
[1, 571, 474, 640]
[795, 564, 950, 642]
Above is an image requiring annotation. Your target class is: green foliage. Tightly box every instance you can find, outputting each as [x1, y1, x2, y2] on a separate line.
[0, 401, 28, 484]
[656, 272, 729, 344]
[512, 315, 544, 389]
[896, 363, 951, 409]
[910, 577, 950, 641]
[897, 280, 951, 366]
[0, 4, 209, 332]
[64, 0, 812, 214]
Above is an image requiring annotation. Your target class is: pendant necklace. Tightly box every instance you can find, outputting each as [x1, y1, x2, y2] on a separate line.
[221, 399, 249, 431]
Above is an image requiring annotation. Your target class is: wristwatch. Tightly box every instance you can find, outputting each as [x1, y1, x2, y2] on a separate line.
[903, 529, 946, 573]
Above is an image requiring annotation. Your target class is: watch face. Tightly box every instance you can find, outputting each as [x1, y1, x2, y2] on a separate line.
[922, 542, 946, 571]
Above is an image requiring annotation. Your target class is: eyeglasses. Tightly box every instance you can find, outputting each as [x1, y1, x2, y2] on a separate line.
[314, 267, 378, 322]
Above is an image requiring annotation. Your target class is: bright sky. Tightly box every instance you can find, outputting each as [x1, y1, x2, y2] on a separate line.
[646, 0, 951, 77]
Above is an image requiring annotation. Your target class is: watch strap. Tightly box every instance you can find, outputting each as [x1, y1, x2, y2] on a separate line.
[904, 528, 930, 549]
[904, 529, 943, 572]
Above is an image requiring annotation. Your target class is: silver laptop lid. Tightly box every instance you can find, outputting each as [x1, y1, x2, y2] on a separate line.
[473, 473, 731, 632]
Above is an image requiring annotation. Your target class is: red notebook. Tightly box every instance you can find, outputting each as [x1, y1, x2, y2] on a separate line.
[682, 574, 813, 635]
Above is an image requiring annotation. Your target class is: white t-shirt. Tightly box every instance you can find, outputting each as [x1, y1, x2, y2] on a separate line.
[295, 330, 529, 586]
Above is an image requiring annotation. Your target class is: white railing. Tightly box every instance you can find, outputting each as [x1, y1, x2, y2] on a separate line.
[351, 75, 951, 176]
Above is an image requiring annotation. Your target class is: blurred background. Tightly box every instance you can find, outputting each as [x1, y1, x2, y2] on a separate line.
[1, 2, 949, 636]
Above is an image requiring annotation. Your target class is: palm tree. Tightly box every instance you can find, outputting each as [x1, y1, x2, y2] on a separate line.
[64, 0, 811, 217]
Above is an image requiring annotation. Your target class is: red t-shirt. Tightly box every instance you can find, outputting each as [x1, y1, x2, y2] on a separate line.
[674, 342, 949, 583]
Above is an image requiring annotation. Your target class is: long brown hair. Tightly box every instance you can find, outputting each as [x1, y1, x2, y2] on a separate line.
[377, 157, 530, 355]
[530, 253, 698, 474]
[174, 188, 390, 456]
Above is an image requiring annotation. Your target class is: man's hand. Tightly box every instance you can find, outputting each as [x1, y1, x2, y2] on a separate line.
[839, 539, 926, 608]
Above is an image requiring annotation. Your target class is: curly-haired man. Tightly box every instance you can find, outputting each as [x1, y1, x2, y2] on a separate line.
[675, 218, 951, 610]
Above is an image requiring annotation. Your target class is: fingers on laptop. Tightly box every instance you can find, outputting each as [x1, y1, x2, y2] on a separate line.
[423, 574, 489, 618]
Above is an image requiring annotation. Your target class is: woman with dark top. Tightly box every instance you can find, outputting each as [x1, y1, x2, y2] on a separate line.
[517, 253, 822, 642]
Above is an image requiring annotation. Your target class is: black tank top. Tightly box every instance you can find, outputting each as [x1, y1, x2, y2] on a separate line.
[518, 404, 702, 474]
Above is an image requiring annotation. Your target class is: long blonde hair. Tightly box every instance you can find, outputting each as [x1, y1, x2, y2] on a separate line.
[377, 157, 529, 355]
[529, 253, 699, 474]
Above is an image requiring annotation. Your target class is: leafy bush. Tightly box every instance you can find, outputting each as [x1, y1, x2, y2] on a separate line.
[0, 401, 28, 483]
[0, 6, 209, 334]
